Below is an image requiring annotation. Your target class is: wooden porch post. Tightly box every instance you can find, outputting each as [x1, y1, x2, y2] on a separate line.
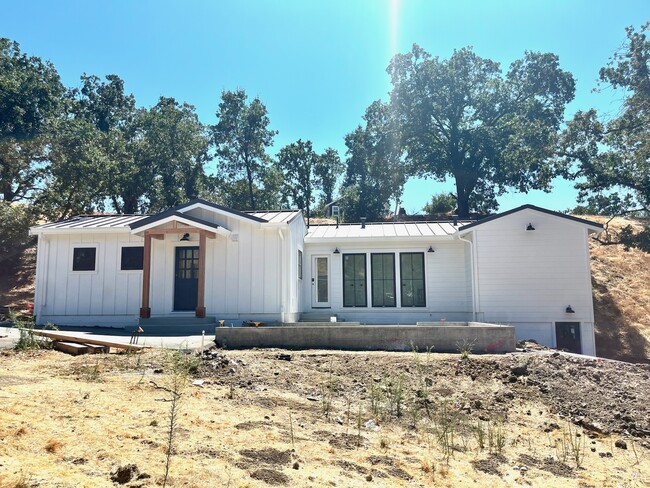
[196, 231, 207, 318]
[139, 232, 152, 319]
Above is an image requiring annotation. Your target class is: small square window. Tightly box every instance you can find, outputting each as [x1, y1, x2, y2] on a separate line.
[73, 247, 96, 271]
[121, 246, 144, 270]
[298, 250, 303, 279]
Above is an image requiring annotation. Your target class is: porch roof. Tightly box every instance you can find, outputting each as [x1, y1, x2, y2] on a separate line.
[129, 210, 231, 236]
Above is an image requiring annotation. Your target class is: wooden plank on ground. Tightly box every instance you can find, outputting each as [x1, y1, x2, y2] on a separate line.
[31, 330, 148, 351]
[53, 341, 89, 356]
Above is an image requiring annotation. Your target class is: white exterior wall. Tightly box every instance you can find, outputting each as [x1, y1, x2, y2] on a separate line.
[471, 208, 597, 355]
[34, 231, 144, 326]
[302, 239, 472, 323]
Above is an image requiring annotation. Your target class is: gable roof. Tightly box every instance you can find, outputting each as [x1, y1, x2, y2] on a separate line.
[129, 210, 230, 236]
[458, 204, 604, 232]
[174, 199, 269, 223]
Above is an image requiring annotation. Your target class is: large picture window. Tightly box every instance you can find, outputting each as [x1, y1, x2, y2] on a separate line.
[400, 252, 425, 307]
[343, 253, 367, 307]
[121, 246, 144, 270]
[371, 253, 396, 307]
[72, 247, 96, 271]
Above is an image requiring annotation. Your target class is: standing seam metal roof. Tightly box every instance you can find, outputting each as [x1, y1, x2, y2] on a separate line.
[305, 221, 470, 239]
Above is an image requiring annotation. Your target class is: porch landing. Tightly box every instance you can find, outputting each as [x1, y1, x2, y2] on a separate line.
[214, 322, 515, 353]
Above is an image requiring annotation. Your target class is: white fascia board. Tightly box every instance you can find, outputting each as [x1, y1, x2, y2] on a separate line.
[130, 215, 231, 236]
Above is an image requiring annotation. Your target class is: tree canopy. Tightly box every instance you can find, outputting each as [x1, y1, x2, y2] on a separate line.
[562, 22, 650, 250]
[388, 45, 575, 218]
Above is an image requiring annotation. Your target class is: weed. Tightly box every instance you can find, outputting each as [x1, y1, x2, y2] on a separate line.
[432, 400, 463, 462]
[162, 350, 193, 488]
[380, 437, 390, 449]
[44, 438, 63, 453]
[356, 403, 362, 448]
[11, 310, 56, 351]
[487, 419, 506, 454]
[320, 358, 336, 420]
[556, 423, 585, 468]
[456, 339, 475, 359]
[474, 420, 486, 450]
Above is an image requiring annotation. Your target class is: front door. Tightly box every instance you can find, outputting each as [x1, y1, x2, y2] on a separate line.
[555, 322, 581, 353]
[174, 247, 199, 311]
[312, 256, 330, 307]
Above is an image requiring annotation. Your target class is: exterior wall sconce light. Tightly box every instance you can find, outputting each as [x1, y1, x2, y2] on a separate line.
[526, 223, 535, 231]
[180, 233, 190, 241]
[333, 247, 340, 254]
[427, 246, 435, 253]
[566, 305, 575, 313]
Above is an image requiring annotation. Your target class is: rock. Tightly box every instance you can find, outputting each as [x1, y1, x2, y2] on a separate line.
[110, 464, 139, 484]
[365, 474, 373, 481]
[364, 419, 380, 431]
[615, 439, 628, 450]
[276, 353, 292, 361]
[511, 362, 528, 377]
[293, 462, 300, 470]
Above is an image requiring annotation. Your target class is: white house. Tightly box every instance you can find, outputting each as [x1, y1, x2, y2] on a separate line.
[29, 200, 603, 355]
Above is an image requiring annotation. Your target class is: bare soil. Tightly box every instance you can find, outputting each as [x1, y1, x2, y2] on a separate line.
[0, 346, 649, 487]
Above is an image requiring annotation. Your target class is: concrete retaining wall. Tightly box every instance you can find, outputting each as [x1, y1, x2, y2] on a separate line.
[214, 323, 515, 353]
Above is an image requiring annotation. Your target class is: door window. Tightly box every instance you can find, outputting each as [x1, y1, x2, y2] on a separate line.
[343, 253, 367, 307]
[400, 252, 426, 307]
[371, 253, 396, 307]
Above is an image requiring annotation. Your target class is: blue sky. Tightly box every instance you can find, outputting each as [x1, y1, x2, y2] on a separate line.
[2, 0, 648, 213]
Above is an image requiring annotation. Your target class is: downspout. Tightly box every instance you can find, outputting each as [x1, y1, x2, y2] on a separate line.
[278, 229, 285, 323]
[457, 231, 478, 322]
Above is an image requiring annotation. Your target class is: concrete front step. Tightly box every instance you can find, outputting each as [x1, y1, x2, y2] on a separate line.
[283, 321, 361, 327]
[299, 313, 342, 322]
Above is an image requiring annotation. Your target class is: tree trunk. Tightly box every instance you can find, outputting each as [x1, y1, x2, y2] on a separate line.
[455, 175, 471, 219]
[246, 165, 255, 209]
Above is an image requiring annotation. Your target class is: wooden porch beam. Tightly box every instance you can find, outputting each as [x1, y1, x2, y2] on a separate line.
[139, 232, 152, 318]
[144, 228, 217, 239]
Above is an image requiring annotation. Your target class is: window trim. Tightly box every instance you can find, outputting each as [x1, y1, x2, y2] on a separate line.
[298, 249, 303, 280]
[70, 244, 98, 274]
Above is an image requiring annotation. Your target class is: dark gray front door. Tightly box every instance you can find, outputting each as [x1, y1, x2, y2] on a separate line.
[174, 247, 199, 311]
[555, 322, 581, 353]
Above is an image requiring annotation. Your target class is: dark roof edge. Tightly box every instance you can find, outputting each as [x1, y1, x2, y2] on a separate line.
[176, 199, 268, 223]
[458, 204, 604, 232]
[129, 210, 221, 231]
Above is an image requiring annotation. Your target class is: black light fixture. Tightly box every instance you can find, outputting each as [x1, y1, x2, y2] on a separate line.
[526, 223, 535, 231]
[180, 233, 190, 241]
[565, 305, 575, 314]
[427, 246, 435, 253]
[333, 247, 340, 254]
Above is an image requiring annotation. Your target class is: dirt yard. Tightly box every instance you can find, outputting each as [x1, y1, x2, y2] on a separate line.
[1, 345, 649, 487]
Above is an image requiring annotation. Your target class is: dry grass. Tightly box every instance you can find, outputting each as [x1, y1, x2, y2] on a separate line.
[0, 349, 648, 488]
[588, 216, 650, 362]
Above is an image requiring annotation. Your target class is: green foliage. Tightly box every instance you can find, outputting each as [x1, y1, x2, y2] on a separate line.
[562, 23, 650, 252]
[276, 139, 318, 218]
[423, 193, 456, 216]
[212, 90, 277, 210]
[0, 202, 36, 265]
[389, 45, 575, 218]
[314, 148, 343, 210]
[10, 310, 55, 351]
[341, 100, 406, 221]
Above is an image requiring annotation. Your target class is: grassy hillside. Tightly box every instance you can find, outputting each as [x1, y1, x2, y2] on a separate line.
[1, 217, 649, 362]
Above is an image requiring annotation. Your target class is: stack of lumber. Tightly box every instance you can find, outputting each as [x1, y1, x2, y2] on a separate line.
[30, 330, 148, 356]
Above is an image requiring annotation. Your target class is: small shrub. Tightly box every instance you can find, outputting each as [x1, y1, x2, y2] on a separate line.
[44, 438, 63, 453]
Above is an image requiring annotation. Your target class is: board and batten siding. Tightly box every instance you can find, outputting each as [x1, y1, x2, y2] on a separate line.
[302, 240, 472, 323]
[470, 208, 596, 355]
[34, 232, 144, 325]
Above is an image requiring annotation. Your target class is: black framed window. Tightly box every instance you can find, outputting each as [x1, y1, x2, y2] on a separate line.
[72, 247, 96, 271]
[343, 253, 367, 307]
[121, 246, 144, 270]
[298, 250, 303, 279]
[400, 252, 425, 307]
[371, 253, 396, 307]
